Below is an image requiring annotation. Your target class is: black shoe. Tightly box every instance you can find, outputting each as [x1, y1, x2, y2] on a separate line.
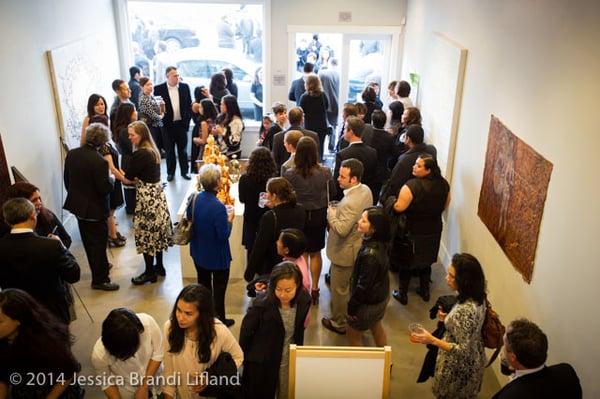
[92, 282, 120, 291]
[155, 265, 166, 277]
[181, 174, 191, 180]
[321, 317, 346, 335]
[324, 273, 331, 286]
[131, 272, 158, 285]
[392, 290, 408, 305]
[221, 318, 235, 327]
[417, 287, 430, 302]
[160, 149, 167, 159]
[167, 174, 174, 182]
[108, 237, 126, 248]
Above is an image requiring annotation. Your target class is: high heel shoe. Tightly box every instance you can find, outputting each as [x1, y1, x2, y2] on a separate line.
[131, 272, 157, 285]
[108, 237, 126, 248]
[311, 288, 320, 305]
[116, 232, 127, 242]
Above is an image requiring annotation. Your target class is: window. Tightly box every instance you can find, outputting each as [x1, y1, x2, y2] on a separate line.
[126, 1, 264, 119]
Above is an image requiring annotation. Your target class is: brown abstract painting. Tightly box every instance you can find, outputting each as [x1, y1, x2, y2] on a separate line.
[478, 115, 553, 283]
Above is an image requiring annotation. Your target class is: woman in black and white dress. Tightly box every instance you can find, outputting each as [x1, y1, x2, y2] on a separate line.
[124, 121, 173, 285]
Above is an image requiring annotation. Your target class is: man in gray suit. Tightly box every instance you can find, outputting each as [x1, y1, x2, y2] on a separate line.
[321, 158, 373, 335]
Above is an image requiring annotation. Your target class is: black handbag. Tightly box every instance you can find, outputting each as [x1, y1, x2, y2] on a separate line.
[172, 193, 197, 245]
[201, 352, 242, 399]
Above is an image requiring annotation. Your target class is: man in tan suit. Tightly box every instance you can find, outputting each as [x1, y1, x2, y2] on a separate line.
[322, 158, 373, 334]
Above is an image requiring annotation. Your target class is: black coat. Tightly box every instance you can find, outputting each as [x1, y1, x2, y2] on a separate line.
[288, 78, 306, 106]
[492, 364, 582, 399]
[238, 173, 269, 250]
[239, 290, 311, 399]
[348, 238, 389, 315]
[333, 142, 378, 201]
[153, 82, 193, 130]
[245, 202, 305, 281]
[0, 232, 80, 324]
[379, 142, 437, 205]
[272, 126, 320, 173]
[63, 144, 113, 220]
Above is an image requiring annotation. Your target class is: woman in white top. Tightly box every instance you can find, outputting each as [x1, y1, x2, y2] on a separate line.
[91, 309, 163, 398]
[162, 284, 244, 399]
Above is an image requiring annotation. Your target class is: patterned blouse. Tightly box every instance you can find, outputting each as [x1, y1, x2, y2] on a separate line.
[138, 93, 163, 128]
[432, 299, 486, 399]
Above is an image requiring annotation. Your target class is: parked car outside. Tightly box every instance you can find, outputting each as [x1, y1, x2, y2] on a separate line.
[171, 47, 260, 119]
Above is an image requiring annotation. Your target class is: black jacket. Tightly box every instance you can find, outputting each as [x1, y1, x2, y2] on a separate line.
[153, 82, 192, 130]
[245, 202, 305, 280]
[239, 290, 311, 399]
[379, 142, 437, 205]
[63, 144, 113, 220]
[272, 126, 320, 173]
[0, 232, 80, 324]
[288, 77, 306, 106]
[492, 363, 582, 399]
[333, 142, 378, 201]
[348, 238, 389, 315]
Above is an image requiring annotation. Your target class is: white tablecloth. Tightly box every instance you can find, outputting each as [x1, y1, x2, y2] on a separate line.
[176, 180, 245, 279]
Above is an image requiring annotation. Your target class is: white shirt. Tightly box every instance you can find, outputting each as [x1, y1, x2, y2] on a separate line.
[10, 228, 34, 234]
[168, 84, 181, 121]
[511, 364, 545, 381]
[91, 313, 164, 394]
[348, 140, 363, 146]
[343, 182, 363, 196]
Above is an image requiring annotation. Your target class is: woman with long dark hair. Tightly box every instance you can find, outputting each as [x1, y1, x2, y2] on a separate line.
[112, 102, 138, 215]
[361, 86, 382, 124]
[283, 136, 335, 304]
[0, 289, 82, 398]
[392, 155, 450, 304]
[162, 284, 243, 399]
[80, 93, 108, 146]
[137, 76, 164, 155]
[410, 253, 487, 399]
[3, 182, 71, 248]
[209, 72, 230, 109]
[346, 207, 390, 347]
[245, 177, 305, 281]
[239, 147, 277, 260]
[191, 98, 218, 172]
[240, 262, 311, 399]
[215, 94, 244, 159]
[124, 121, 172, 285]
[299, 74, 329, 158]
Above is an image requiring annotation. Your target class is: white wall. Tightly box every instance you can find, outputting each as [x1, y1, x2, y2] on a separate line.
[402, 0, 600, 396]
[0, 0, 119, 217]
[268, 0, 406, 105]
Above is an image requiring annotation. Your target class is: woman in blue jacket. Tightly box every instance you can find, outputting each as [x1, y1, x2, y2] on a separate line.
[187, 163, 235, 327]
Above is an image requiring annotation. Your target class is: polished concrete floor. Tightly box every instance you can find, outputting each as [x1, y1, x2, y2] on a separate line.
[67, 134, 502, 398]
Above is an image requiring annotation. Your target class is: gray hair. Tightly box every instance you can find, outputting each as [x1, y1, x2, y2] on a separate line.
[2, 197, 35, 225]
[198, 163, 221, 193]
[85, 123, 110, 148]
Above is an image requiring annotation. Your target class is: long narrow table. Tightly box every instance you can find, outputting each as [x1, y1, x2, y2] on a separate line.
[176, 180, 246, 280]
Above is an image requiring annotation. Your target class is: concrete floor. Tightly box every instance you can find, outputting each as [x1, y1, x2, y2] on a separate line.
[67, 133, 502, 398]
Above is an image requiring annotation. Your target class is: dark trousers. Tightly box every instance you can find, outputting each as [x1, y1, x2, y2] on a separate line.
[150, 125, 164, 152]
[123, 186, 136, 215]
[196, 267, 230, 320]
[77, 218, 110, 285]
[162, 121, 189, 176]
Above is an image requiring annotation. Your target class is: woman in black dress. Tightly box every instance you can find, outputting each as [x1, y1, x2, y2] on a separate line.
[124, 121, 173, 285]
[392, 155, 450, 305]
[112, 102, 138, 215]
[0, 289, 83, 398]
[191, 98, 218, 171]
[209, 72, 230, 109]
[283, 136, 335, 304]
[244, 177, 305, 282]
[299, 74, 328, 158]
[347, 207, 390, 347]
[239, 147, 277, 262]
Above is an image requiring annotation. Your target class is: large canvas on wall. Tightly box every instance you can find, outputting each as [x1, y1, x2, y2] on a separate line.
[418, 32, 467, 183]
[47, 35, 119, 151]
[478, 115, 553, 283]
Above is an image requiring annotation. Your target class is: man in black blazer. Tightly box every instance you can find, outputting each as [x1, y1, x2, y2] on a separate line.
[379, 125, 437, 205]
[271, 107, 320, 172]
[64, 123, 118, 291]
[0, 198, 80, 324]
[288, 63, 313, 105]
[153, 66, 193, 181]
[332, 116, 377, 201]
[368, 110, 395, 204]
[493, 318, 582, 399]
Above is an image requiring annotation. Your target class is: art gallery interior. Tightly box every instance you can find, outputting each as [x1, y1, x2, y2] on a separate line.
[0, 0, 599, 397]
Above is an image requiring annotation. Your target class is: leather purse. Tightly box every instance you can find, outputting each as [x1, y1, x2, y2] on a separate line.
[172, 193, 197, 245]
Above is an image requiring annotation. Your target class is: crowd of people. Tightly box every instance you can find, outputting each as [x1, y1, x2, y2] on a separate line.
[0, 63, 583, 399]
